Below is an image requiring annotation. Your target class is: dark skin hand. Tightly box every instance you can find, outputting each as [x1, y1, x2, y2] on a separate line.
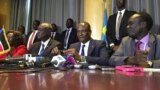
[124, 50, 150, 68]
[111, 45, 119, 51]
[63, 48, 81, 61]
[52, 47, 81, 61]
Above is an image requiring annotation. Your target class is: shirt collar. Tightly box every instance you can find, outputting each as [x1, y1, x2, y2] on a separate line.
[135, 33, 149, 44]
[81, 40, 90, 46]
[118, 9, 126, 16]
[41, 38, 51, 48]
[67, 27, 72, 31]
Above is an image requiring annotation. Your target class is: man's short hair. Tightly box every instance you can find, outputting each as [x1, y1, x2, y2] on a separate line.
[138, 12, 153, 31]
[78, 22, 91, 32]
[34, 20, 41, 25]
[67, 18, 73, 23]
[39, 23, 52, 31]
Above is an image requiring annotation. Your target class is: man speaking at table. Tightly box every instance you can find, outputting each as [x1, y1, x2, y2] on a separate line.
[28, 23, 61, 58]
[109, 12, 160, 68]
[53, 22, 110, 66]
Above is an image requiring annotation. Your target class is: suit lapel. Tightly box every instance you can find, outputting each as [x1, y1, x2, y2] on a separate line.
[76, 43, 81, 53]
[35, 42, 41, 54]
[42, 39, 53, 55]
[148, 34, 156, 60]
[120, 10, 128, 26]
[130, 39, 135, 55]
[88, 40, 95, 56]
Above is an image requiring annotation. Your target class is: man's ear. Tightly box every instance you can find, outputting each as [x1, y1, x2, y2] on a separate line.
[141, 21, 147, 28]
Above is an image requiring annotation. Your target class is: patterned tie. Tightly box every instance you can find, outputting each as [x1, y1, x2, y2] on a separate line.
[64, 30, 69, 49]
[135, 41, 142, 55]
[116, 11, 122, 40]
[27, 31, 36, 50]
[39, 44, 45, 55]
[81, 45, 85, 56]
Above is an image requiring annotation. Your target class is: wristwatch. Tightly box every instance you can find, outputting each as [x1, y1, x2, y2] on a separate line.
[147, 61, 153, 67]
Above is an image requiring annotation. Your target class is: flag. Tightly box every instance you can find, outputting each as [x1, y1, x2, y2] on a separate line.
[101, 5, 108, 42]
[0, 26, 11, 55]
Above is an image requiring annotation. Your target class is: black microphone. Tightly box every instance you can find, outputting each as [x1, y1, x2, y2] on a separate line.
[0, 60, 34, 69]
[34, 57, 51, 67]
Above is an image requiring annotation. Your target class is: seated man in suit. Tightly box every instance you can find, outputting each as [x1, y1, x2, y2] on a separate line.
[53, 22, 109, 66]
[28, 23, 61, 58]
[109, 12, 160, 68]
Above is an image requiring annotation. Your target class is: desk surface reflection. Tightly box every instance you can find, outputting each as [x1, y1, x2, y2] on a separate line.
[0, 69, 160, 90]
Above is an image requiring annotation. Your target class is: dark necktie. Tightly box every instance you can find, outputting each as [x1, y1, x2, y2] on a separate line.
[116, 12, 122, 40]
[135, 41, 142, 55]
[39, 44, 45, 55]
[64, 30, 69, 49]
[81, 45, 85, 56]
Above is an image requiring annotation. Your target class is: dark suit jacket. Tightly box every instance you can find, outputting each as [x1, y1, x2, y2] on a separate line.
[28, 39, 61, 58]
[51, 32, 61, 42]
[70, 39, 109, 66]
[54, 32, 61, 42]
[106, 10, 136, 46]
[109, 34, 160, 68]
[60, 28, 78, 49]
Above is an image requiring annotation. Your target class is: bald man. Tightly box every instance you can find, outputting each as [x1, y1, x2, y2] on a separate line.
[28, 23, 61, 57]
[109, 12, 160, 68]
[53, 22, 109, 66]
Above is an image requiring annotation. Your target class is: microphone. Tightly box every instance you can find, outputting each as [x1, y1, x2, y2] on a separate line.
[0, 55, 51, 69]
[51, 55, 66, 68]
[66, 54, 77, 65]
[51, 55, 77, 70]
[0, 60, 34, 69]
[27, 56, 51, 68]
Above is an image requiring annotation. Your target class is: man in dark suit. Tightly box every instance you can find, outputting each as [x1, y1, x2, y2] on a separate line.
[106, 0, 136, 51]
[27, 20, 41, 50]
[109, 12, 160, 68]
[51, 23, 61, 42]
[28, 23, 61, 58]
[60, 18, 78, 49]
[53, 22, 109, 66]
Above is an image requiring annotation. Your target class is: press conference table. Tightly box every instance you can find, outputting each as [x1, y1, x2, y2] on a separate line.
[0, 68, 160, 90]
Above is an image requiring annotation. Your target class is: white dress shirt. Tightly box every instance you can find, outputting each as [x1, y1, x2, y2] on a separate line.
[79, 41, 90, 56]
[38, 38, 51, 55]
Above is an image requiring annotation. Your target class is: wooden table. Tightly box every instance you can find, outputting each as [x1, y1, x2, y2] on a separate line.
[0, 69, 160, 90]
